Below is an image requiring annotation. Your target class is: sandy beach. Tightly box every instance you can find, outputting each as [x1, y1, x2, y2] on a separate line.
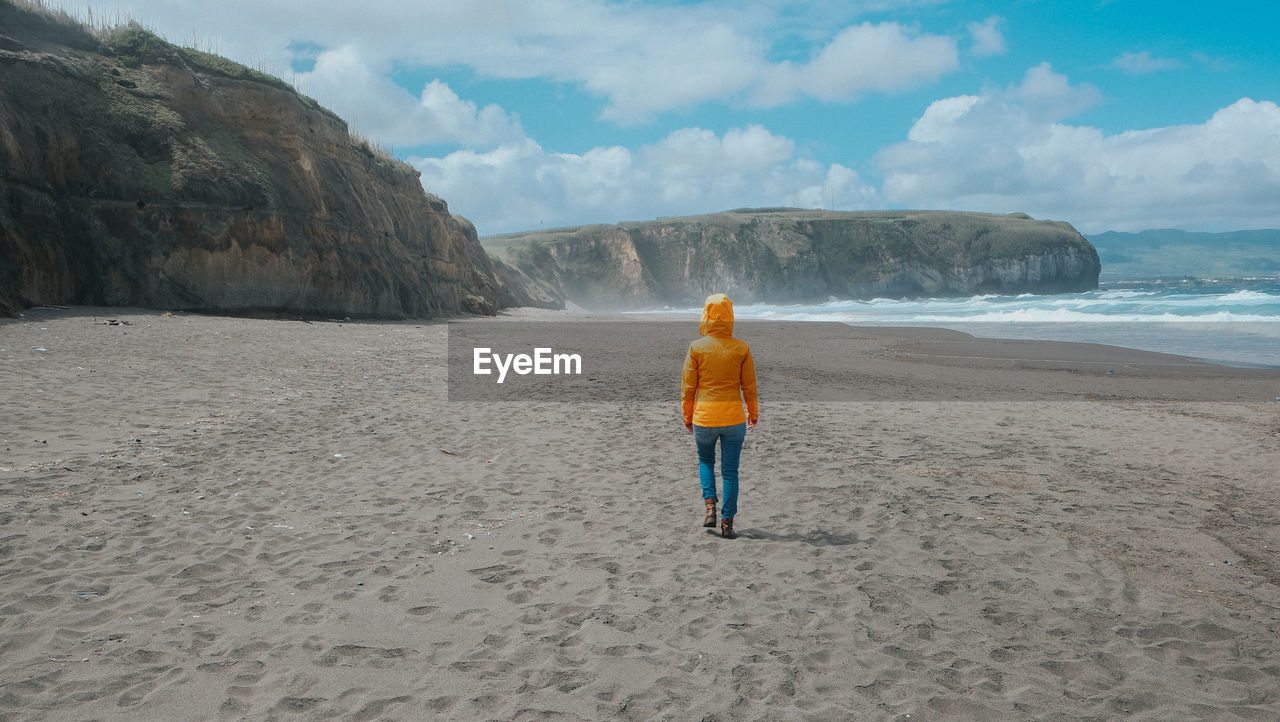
[2, 306, 1279, 720]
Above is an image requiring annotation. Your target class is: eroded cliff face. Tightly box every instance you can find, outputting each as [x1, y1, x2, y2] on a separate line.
[488, 209, 1101, 310]
[0, 2, 514, 317]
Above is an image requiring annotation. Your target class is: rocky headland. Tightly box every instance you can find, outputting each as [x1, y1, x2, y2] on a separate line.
[0, 0, 521, 318]
[485, 208, 1101, 310]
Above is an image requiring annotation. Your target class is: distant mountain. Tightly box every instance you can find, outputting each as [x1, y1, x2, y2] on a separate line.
[1087, 229, 1280, 280]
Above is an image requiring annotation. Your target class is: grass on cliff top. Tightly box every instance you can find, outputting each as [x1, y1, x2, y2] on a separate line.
[3, 0, 98, 48]
[480, 208, 1062, 259]
[9, 0, 407, 171]
[100, 25, 311, 98]
[7, 0, 341, 123]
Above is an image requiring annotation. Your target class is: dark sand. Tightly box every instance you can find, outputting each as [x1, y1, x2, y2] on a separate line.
[2, 307, 1279, 720]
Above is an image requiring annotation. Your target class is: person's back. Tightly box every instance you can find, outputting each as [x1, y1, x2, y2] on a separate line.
[681, 294, 758, 539]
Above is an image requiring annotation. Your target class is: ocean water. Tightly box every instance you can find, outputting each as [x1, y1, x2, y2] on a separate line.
[655, 278, 1280, 368]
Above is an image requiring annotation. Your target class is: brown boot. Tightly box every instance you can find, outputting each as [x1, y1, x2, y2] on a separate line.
[721, 518, 737, 539]
[703, 498, 717, 528]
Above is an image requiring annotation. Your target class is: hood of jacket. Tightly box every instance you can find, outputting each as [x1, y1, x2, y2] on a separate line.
[698, 293, 734, 338]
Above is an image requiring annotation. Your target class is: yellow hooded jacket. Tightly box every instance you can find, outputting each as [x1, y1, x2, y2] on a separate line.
[681, 294, 759, 427]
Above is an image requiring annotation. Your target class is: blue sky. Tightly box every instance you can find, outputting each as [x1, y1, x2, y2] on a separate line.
[104, 0, 1279, 236]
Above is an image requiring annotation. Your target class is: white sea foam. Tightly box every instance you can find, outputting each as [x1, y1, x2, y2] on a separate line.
[909, 309, 1278, 324]
[639, 280, 1280, 366]
[1217, 289, 1277, 303]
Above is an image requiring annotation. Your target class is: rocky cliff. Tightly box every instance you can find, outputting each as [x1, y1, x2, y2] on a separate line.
[0, 1, 516, 317]
[485, 209, 1101, 309]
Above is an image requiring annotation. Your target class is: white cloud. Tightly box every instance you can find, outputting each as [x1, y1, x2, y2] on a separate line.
[879, 66, 1280, 232]
[411, 126, 879, 235]
[906, 95, 981, 143]
[754, 22, 959, 106]
[103, 0, 969, 123]
[966, 16, 1005, 57]
[294, 46, 522, 147]
[416, 81, 524, 146]
[643, 126, 796, 180]
[1012, 62, 1102, 121]
[584, 23, 765, 123]
[1111, 50, 1184, 74]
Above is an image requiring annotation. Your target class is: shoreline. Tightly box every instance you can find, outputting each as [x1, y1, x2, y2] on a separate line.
[604, 277, 1280, 370]
[12, 302, 1279, 371]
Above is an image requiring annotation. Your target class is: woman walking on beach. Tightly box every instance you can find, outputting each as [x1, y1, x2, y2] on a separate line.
[682, 293, 759, 539]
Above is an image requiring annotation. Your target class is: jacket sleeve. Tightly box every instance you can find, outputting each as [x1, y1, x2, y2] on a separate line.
[741, 346, 759, 420]
[680, 346, 698, 424]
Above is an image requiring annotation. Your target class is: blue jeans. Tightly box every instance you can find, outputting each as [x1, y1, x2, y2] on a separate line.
[694, 423, 747, 519]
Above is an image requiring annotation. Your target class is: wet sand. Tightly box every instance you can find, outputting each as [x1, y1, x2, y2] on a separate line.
[2, 307, 1279, 720]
